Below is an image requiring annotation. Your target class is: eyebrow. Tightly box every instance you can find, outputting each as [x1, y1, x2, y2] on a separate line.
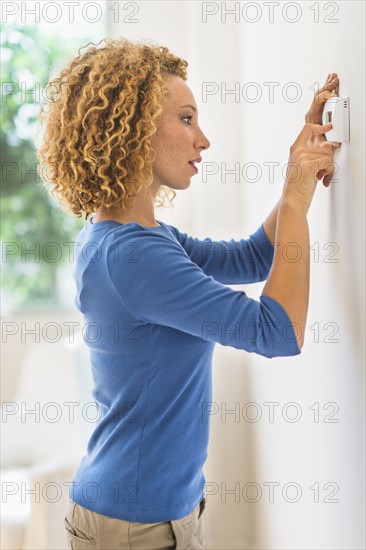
[179, 104, 198, 113]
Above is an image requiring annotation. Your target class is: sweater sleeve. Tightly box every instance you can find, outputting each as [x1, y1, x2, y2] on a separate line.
[107, 231, 301, 359]
[164, 223, 274, 284]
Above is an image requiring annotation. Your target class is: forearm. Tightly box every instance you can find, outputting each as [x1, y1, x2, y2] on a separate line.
[262, 197, 282, 246]
[261, 198, 309, 349]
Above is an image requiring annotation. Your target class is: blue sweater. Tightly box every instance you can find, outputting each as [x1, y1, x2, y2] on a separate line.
[69, 218, 301, 522]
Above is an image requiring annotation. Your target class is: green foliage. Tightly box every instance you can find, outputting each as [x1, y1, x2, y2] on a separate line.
[1, 22, 102, 310]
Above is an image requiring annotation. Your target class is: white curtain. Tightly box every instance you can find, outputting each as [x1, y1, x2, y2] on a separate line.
[108, 2, 365, 548]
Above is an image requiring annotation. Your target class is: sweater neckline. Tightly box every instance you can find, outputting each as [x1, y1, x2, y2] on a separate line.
[86, 216, 167, 231]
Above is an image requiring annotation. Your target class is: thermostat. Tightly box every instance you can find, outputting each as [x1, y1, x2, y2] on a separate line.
[322, 96, 350, 142]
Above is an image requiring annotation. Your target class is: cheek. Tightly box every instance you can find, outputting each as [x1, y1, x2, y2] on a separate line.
[169, 129, 191, 160]
[163, 120, 190, 143]
[152, 124, 190, 165]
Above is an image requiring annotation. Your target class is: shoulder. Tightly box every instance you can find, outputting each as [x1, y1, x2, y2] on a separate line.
[105, 224, 189, 267]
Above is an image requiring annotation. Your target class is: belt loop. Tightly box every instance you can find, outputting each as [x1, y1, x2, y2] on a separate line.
[198, 497, 206, 519]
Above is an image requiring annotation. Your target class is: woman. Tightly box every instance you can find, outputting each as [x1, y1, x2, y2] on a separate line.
[37, 37, 340, 549]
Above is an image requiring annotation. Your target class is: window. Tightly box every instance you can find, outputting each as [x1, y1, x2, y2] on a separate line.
[1, 9, 106, 313]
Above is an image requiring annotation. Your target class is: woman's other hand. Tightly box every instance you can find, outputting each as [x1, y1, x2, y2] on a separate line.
[305, 73, 339, 125]
[305, 73, 341, 186]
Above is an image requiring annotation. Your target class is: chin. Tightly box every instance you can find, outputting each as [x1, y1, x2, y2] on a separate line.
[181, 180, 192, 189]
[168, 180, 192, 190]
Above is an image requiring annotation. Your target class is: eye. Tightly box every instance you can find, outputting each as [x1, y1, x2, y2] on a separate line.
[181, 115, 193, 125]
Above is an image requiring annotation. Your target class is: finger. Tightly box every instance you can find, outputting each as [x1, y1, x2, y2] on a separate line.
[320, 140, 341, 149]
[317, 75, 339, 96]
[294, 122, 332, 148]
[300, 158, 337, 178]
[323, 171, 336, 186]
[317, 169, 329, 180]
[309, 154, 337, 167]
[327, 141, 341, 149]
[311, 122, 333, 135]
[309, 135, 334, 148]
[320, 90, 338, 102]
[325, 73, 337, 82]
[301, 141, 336, 152]
[314, 90, 338, 105]
[309, 155, 337, 167]
[325, 73, 337, 83]
[324, 73, 338, 85]
[305, 147, 332, 154]
[318, 144, 340, 161]
[317, 164, 335, 179]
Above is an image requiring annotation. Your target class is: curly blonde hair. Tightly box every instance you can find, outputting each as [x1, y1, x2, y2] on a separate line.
[36, 37, 188, 219]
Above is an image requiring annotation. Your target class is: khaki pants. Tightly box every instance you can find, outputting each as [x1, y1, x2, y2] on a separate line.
[64, 497, 206, 549]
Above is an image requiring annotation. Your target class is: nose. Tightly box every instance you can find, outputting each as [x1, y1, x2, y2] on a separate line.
[196, 126, 211, 151]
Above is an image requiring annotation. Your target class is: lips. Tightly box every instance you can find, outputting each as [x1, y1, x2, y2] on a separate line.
[188, 162, 198, 173]
[188, 157, 202, 170]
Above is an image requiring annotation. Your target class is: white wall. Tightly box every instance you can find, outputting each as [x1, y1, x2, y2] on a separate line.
[236, 4, 365, 549]
[1, 309, 84, 403]
[108, 2, 365, 548]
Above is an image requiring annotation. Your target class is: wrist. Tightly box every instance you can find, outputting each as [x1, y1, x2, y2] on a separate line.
[280, 192, 309, 217]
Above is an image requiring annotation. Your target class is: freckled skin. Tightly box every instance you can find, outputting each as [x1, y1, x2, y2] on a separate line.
[94, 75, 210, 226]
